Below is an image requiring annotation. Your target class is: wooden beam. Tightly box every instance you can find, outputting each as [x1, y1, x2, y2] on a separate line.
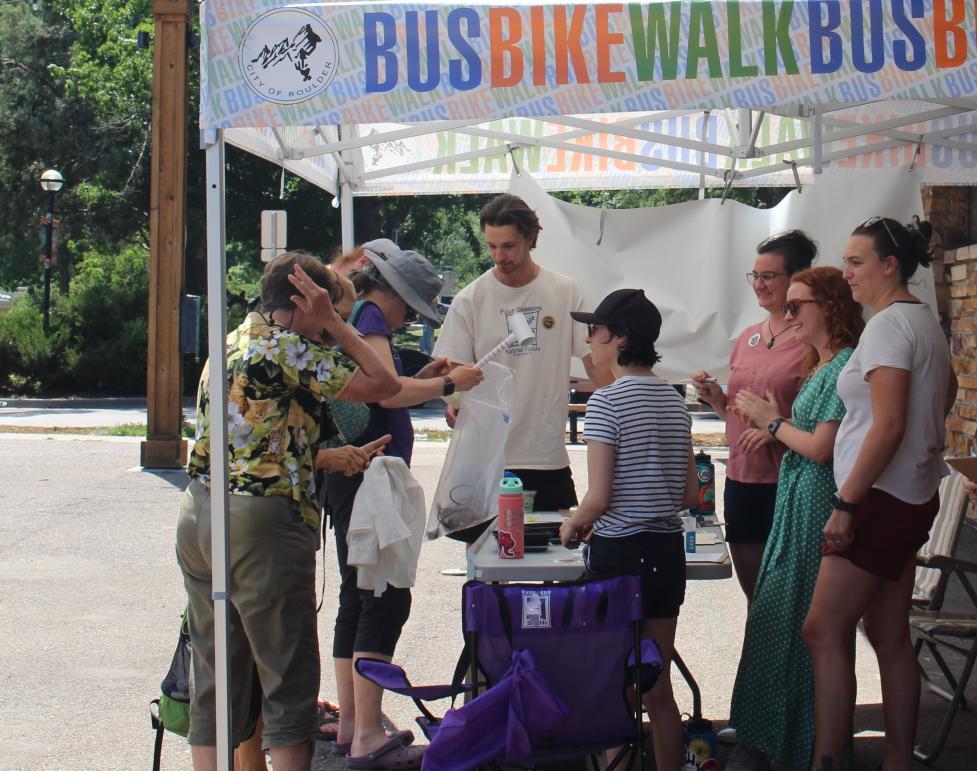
[142, 0, 191, 469]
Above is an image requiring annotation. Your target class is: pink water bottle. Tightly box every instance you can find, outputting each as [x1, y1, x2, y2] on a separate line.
[497, 475, 524, 559]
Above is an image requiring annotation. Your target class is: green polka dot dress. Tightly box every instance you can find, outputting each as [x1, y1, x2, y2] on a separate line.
[729, 348, 852, 769]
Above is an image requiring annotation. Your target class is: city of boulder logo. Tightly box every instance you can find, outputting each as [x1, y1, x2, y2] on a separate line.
[238, 9, 338, 104]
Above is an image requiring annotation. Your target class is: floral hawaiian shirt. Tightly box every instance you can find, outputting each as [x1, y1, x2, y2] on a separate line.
[188, 312, 355, 530]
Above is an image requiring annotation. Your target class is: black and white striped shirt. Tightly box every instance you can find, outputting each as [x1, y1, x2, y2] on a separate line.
[583, 376, 691, 537]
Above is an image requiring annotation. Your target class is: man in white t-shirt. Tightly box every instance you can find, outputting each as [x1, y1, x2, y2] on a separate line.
[434, 194, 609, 525]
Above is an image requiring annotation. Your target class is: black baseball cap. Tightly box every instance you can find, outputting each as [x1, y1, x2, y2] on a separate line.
[570, 288, 663, 342]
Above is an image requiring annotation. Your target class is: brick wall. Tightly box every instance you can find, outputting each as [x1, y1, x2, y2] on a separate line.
[925, 186, 975, 455]
[922, 186, 975, 249]
[940, 244, 977, 455]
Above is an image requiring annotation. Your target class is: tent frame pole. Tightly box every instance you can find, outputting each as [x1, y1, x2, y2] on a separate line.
[339, 124, 355, 251]
[203, 127, 234, 771]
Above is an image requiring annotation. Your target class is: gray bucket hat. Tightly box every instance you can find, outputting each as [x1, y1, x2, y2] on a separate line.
[361, 238, 444, 327]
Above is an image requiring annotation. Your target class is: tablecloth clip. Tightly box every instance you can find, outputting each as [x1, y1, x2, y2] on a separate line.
[783, 160, 801, 194]
[720, 160, 737, 204]
[507, 144, 522, 176]
[596, 208, 607, 246]
[909, 134, 924, 172]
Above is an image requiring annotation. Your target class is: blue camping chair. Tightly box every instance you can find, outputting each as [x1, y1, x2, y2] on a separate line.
[356, 574, 662, 770]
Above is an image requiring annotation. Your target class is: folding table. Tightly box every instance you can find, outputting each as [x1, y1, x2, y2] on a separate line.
[470, 514, 732, 720]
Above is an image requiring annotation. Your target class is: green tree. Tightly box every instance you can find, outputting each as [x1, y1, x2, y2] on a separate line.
[0, 1, 155, 291]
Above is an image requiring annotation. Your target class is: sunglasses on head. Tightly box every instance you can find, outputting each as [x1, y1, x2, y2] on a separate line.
[782, 299, 819, 317]
[859, 216, 900, 250]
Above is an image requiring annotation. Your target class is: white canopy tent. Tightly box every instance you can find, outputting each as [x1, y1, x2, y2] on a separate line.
[199, 0, 977, 764]
[225, 100, 977, 207]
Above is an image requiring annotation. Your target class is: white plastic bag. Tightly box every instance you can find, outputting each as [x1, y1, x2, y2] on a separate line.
[426, 362, 513, 539]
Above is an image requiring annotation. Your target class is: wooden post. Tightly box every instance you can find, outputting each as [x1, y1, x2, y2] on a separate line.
[142, 0, 191, 469]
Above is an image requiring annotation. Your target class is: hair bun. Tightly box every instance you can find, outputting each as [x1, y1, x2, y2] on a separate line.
[905, 216, 933, 243]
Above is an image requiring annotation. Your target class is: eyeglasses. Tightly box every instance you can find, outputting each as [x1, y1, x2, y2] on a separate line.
[859, 216, 900, 249]
[587, 323, 611, 338]
[783, 299, 819, 317]
[402, 306, 418, 324]
[746, 271, 787, 285]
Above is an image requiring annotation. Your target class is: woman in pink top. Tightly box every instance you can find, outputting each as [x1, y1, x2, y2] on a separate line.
[692, 231, 815, 605]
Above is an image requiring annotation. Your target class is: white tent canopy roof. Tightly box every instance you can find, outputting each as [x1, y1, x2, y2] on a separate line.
[224, 99, 977, 195]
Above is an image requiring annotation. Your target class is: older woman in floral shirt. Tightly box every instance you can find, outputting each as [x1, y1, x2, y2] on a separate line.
[177, 251, 398, 771]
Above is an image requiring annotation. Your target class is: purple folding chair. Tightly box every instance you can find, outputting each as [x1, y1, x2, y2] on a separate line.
[356, 573, 662, 770]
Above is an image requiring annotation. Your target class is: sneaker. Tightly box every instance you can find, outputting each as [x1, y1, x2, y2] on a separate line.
[717, 726, 738, 744]
[723, 743, 769, 771]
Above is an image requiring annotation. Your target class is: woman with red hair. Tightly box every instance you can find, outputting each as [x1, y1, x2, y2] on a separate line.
[724, 267, 864, 771]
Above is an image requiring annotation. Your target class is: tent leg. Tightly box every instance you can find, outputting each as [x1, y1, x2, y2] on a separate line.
[736, 108, 752, 149]
[204, 128, 234, 771]
[813, 107, 823, 174]
[340, 178, 354, 251]
[699, 110, 710, 199]
[340, 125, 355, 252]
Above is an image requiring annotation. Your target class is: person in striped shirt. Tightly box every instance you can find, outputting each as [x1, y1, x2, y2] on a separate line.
[560, 288, 698, 771]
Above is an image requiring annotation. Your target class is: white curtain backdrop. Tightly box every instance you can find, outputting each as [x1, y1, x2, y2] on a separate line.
[513, 168, 934, 381]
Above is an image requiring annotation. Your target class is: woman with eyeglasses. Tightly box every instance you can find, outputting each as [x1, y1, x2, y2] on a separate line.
[325, 239, 483, 769]
[722, 267, 863, 771]
[802, 217, 956, 771]
[691, 232, 815, 628]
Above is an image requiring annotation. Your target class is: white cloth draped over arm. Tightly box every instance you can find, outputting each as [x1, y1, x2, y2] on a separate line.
[347, 456, 427, 597]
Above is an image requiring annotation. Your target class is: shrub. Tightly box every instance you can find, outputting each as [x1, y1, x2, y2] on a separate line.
[53, 245, 149, 394]
[0, 299, 55, 392]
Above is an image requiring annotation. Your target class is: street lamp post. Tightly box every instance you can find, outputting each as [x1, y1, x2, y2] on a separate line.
[39, 169, 63, 332]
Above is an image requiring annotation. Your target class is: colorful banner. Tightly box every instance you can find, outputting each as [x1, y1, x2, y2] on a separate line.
[201, 1, 977, 128]
[356, 104, 977, 192]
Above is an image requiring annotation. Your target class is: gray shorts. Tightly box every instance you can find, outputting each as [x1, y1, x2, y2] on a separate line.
[176, 479, 319, 747]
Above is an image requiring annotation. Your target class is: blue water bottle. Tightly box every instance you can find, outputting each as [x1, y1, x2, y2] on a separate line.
[691, 451, 715, 519]
[684, 717, 718, 769]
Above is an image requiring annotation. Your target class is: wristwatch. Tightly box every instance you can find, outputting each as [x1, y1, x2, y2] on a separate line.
[767, 417, 787, 437]
[830, 492, 858, 513]
[442, 376, 456, 397]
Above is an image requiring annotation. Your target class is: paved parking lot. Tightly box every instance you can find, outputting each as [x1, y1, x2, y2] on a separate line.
[0, 406, 973, 769]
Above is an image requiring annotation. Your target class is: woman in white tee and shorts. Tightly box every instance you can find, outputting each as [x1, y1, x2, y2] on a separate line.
[802, 217, 957, 771]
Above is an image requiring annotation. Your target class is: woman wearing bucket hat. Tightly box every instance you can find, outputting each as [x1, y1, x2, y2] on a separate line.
[560, 289, 698, 771]
[325, 239, 483, 769]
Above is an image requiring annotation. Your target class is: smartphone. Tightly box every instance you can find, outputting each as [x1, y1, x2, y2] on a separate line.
[359, 435, 391, 458]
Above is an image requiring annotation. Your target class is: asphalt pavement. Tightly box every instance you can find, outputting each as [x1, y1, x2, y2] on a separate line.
[0, 403, 973, 770]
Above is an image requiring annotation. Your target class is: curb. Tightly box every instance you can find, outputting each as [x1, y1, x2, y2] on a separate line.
[0, 396, 197, 409]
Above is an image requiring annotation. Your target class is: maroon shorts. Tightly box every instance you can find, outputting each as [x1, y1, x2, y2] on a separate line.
[822, 487, 939, 580]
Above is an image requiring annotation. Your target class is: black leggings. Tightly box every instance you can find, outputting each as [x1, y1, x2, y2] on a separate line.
[326, 471, 412, 659]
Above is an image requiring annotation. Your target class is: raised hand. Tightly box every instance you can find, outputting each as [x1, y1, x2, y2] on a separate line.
[690, 371, 724, 409]
[288, 264, 338, 330]
[735, 389, 781, 429]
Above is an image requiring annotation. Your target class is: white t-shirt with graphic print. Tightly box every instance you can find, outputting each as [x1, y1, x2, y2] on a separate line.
[434, 265, 590, 469]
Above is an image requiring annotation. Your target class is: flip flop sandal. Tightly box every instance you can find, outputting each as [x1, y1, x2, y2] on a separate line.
[345, 736, 425, 770]
[315, 699, 342, 742]
[333, 729, 414, 757]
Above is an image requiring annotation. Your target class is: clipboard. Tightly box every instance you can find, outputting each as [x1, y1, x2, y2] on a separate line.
[945, 456, 977, 483]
